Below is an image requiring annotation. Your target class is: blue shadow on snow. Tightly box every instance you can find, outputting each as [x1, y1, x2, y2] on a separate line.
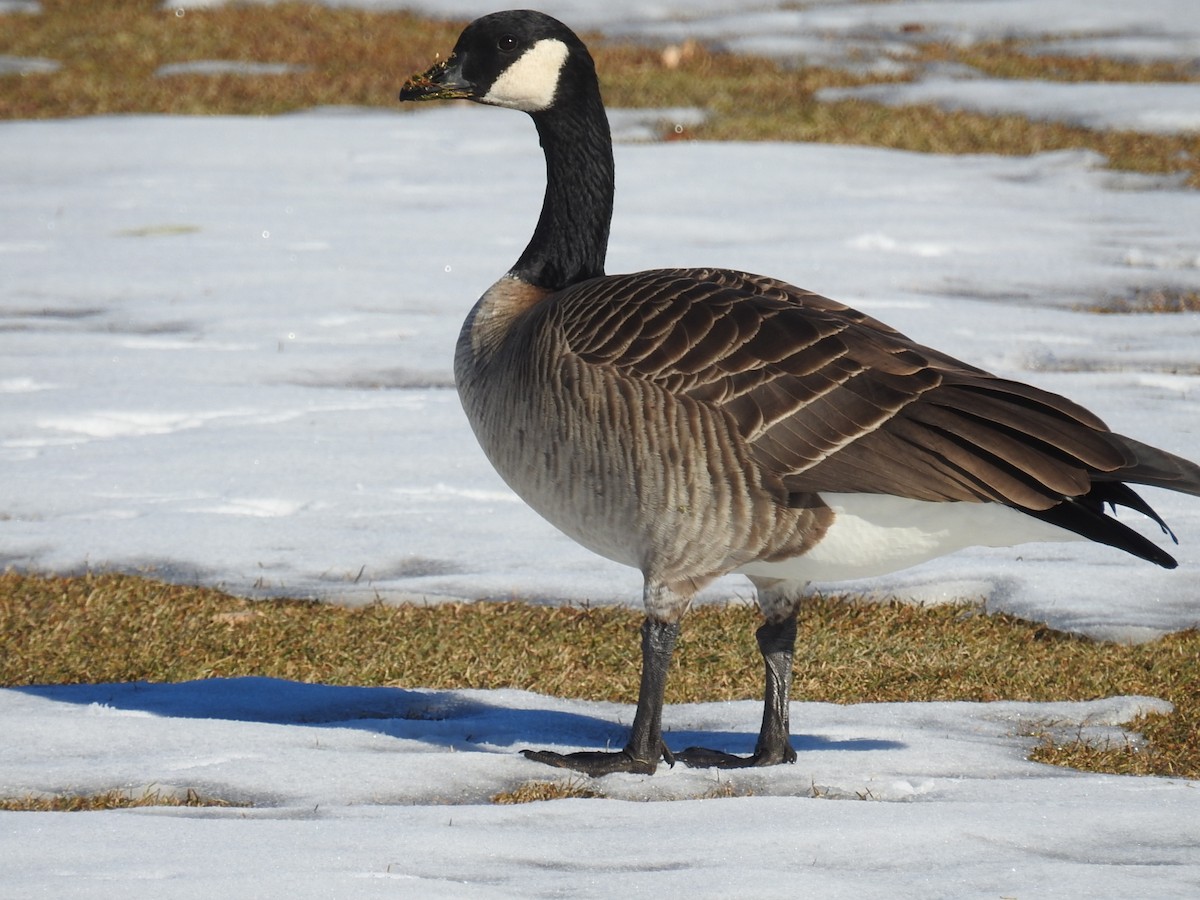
[10, 677, 905, 755]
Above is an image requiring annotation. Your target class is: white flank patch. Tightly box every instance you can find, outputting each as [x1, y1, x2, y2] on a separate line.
[737, 492, 1082, 584]
[482, 38, 569, 112]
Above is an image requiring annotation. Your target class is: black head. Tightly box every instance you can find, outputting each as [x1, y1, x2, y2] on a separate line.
[399, 10, 596, 114]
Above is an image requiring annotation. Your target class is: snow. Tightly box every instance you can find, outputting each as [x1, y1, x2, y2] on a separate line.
[820, 78, 1200, 135]
[1036, 34, 1200, 64]
[5, 682, 1198, 898]
[168, 0, 1200, 51]
[0, 55, 59, 75]
[5, 110, 1198, 637]
[155, 61, 311, 77]
[3, 1, 1200, 896]
[403, 0, 1200, 71]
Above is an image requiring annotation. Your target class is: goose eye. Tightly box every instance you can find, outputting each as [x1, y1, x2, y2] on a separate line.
[497, 34, 519, 53]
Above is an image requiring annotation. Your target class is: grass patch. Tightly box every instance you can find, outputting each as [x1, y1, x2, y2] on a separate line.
[2, 571, 1197, 779]
[490, 779, 603, 804]
[1078, 288, 1200, 315]
[709, 97, 1200, 187]
[489, 776, 739, 803]
[913, 38, 1200, 85]
[0, 0, 465, 117]
[2, 2, 1198, 185]
[0, 786, 246, 812]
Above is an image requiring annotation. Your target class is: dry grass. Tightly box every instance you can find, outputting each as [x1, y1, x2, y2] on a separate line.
[0, 0, 464, 117]
[703, 98, 1200, 187]
[914, 39, 1200, 85]
[490, 779, 603, 804]
[2, 2, 1198, 185]
[1079, 288, 1200, 315]
[2, 571, 1197, 781]
[492, 776, 742, 803]
[0, 786, 246, 812]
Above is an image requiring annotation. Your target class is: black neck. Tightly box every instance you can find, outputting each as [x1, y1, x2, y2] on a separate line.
[510, 88, 614, 291]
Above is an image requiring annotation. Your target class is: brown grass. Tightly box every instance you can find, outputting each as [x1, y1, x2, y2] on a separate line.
[0, 786, 246, 812]
[2, 2, 1198, 185]
[490, 779, 603, 804]
[2, 571, 1197, 781]
[1079, 288, 1200, 315]
[914, 39, 1200, 85]
[0, 0, 464, 118]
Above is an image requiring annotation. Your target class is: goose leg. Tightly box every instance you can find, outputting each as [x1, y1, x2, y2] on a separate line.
[675, 613, 799, 768]
[522, 618, 679, 776]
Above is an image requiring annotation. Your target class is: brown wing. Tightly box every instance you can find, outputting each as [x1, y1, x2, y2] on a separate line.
[556, 267, 1196, 514]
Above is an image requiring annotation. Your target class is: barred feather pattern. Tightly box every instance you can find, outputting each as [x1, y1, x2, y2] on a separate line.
[456, 267, 1200, 594]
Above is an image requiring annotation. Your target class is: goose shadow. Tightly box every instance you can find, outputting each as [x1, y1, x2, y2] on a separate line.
[10, 677, 905, 756]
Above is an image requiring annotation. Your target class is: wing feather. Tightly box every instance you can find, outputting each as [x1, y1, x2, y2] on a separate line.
[551, 266, 1200, 512]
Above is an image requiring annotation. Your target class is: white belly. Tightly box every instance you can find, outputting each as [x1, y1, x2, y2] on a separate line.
[736, 492, 1082, 584]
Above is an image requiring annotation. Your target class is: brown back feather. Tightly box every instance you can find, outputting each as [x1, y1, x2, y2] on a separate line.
[559, 267, 1200, 511]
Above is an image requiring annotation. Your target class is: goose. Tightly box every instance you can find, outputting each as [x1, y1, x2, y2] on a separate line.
[399, 9, 1200, 776]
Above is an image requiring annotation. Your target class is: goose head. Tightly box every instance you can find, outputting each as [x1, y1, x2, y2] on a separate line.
[399, 10, 614, 291]
[399, 10, 594, 114]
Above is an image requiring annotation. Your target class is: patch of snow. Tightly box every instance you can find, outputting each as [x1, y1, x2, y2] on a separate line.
[2, 110, 1198, 634]
[820, 78, 1200, 135]
[0, 54, 59, 75]
[155, 61, 310, 77]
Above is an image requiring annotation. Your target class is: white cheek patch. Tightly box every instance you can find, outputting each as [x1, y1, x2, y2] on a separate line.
[482, 38, 570, 112]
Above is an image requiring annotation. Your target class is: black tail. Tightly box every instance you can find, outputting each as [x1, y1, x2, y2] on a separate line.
[1024, 434, 1200, 569]
[1026, 482, 1178, 568]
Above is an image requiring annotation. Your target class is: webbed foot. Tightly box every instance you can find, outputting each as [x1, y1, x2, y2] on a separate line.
[519, 617, 683, 777]
[522, 743, 674, 777]
[675, 742, 796, 769]
[672, 609, 801, 770]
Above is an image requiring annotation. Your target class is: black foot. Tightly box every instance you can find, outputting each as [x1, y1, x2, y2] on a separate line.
[675, 743, 797, 769]
[522, 744, 674, 777]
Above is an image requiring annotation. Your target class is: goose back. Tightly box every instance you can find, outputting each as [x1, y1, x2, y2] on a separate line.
[456, 265, 1200, 585]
